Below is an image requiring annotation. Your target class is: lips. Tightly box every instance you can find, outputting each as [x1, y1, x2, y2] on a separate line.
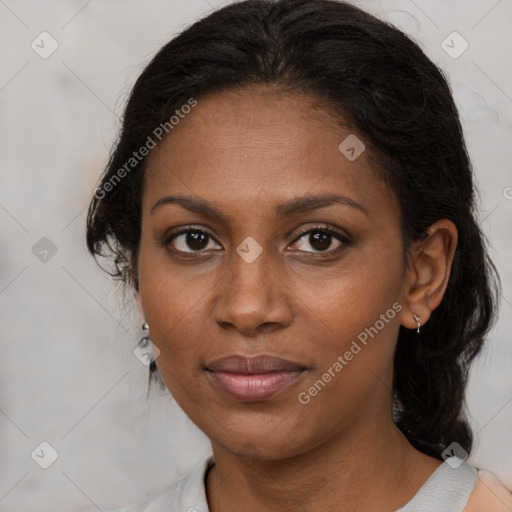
[206, 354, 306, 373]
[205, 354, 307, 402]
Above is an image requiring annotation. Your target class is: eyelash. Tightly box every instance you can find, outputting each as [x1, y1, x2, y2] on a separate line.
[161, 223, 352, 256]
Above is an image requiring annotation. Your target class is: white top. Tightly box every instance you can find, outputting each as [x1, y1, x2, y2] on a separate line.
[91, 455, 478, 512]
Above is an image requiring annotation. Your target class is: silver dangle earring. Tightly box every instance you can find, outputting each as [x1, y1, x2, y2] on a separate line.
[140, 322, 151, 346]
[135, 321, 160, 368]
[412, 314, 421, 334]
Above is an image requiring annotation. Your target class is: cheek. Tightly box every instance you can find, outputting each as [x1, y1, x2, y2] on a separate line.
[292, 277, 401, 433]
[137, 246, 203, 359]
[139, 278, 209, 361]
[290, 244, 404, 390]
[293, 242, 403, 339]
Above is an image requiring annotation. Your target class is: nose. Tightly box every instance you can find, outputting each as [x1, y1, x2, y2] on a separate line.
[213, 245, 293, 337]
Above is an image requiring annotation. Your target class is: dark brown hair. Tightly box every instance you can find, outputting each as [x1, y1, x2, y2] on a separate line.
[86, 0, 500, 460]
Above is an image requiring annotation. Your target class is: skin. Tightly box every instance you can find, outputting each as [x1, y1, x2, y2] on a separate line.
[465, 471, 512, 511]
[135, 85, 460, 512]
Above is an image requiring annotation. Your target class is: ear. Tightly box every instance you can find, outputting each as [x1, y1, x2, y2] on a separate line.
[399, 219, 458, 330]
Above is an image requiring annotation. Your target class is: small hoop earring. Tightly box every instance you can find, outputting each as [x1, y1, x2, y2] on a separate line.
[412, 314, 421, 334]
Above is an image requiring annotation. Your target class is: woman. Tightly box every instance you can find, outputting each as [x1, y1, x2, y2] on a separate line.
[86, 0, 512, 510]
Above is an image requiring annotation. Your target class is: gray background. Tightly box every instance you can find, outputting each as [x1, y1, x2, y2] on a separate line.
[1, 0, 511, 510]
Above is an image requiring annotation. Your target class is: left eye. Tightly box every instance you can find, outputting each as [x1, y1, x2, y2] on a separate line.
[290, 229, 347, 253]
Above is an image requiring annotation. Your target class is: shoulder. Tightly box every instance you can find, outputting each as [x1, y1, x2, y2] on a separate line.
[84, 454, 214, 512]
[464, 469, 512, 512]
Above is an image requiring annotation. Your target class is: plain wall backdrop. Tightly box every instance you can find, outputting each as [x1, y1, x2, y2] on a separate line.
[1, 0, 511, 510]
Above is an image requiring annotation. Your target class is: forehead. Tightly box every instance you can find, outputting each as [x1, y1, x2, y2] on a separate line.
[143, 86, 397, 222]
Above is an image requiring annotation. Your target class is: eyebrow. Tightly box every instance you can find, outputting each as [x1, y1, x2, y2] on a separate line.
[150, 192, 368, 220]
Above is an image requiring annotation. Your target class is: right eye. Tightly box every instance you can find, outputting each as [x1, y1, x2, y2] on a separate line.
[163, 227, 222, 254]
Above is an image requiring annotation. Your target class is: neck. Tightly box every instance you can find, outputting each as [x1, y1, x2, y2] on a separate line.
[206, 417, 441, 512]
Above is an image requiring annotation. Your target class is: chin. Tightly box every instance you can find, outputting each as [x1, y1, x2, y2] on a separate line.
[213, 427, 310, 462]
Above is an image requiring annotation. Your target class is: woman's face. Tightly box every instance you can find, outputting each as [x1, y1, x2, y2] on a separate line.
[137, 86, 411, 459]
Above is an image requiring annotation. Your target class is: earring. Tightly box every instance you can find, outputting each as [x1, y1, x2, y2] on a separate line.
[139, 322, 151, 347]
[136, 322, 161, 369]
[412, 314, 421, 334]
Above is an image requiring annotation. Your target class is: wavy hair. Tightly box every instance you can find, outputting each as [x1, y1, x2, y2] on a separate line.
[86, 0, 500, 459]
